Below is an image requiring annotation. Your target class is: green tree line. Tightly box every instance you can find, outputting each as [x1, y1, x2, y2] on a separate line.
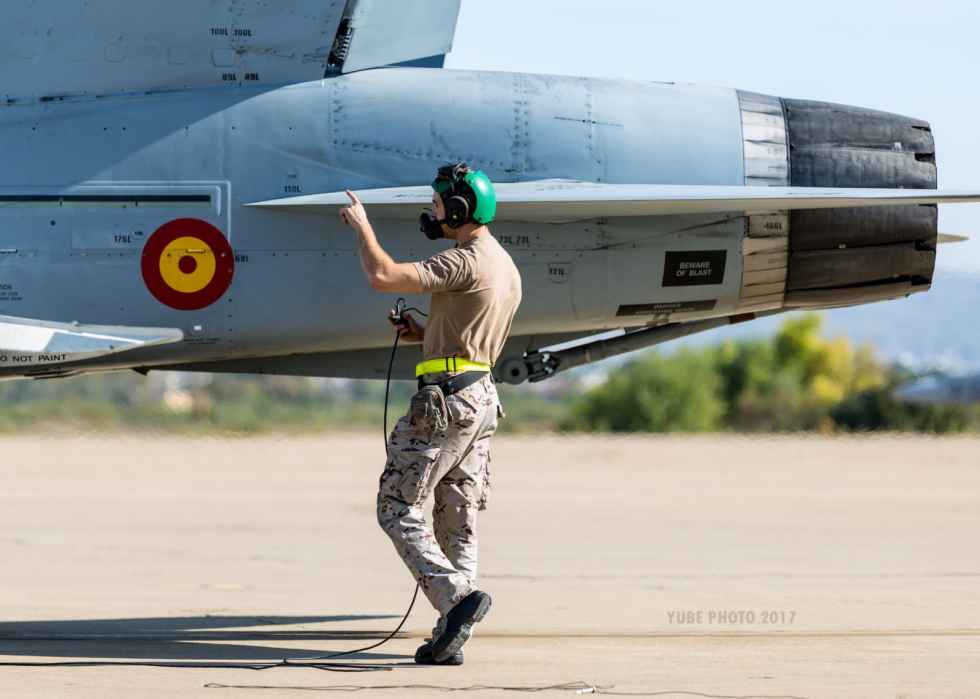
[564, 315, 980, 434]
[0, 314, 976, 434]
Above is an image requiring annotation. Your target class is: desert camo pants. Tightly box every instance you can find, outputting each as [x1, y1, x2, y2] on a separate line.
[377, 372, 499, 615]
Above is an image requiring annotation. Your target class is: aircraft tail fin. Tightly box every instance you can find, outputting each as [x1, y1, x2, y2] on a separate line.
[1, 0, 462, 103]
[330, 0, 463, 74]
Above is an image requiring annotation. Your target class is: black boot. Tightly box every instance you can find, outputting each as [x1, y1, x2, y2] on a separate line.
[430, 590, 492, 663]
[414, 641, 464, 666]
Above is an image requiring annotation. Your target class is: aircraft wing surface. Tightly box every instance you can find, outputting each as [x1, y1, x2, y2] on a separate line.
[0, 316, 183, 370]
[247, 181, 980, 223]
[0, 0, 462, 102]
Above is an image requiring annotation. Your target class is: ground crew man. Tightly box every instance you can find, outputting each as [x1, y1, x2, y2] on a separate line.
[339, 163, 522, 665]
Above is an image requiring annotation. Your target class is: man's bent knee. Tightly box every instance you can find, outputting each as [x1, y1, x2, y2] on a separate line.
[377, 494, 406, 536]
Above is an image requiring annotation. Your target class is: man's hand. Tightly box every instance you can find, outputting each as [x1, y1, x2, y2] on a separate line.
[340, 190, 370, 232]
[388, 309, 425, 343]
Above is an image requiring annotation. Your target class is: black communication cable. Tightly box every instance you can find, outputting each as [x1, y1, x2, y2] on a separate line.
[286, 298, 427, 666]
[0, 299, 431, 673]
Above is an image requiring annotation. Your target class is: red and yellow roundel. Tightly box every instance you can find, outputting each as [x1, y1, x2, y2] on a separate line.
[141, 218, 234, 311]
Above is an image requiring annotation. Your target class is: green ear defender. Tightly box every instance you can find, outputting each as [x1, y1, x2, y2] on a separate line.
[432, 162, 497, 229]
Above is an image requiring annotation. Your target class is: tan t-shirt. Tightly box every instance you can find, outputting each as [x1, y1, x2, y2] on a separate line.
[413, 233, 522, 367]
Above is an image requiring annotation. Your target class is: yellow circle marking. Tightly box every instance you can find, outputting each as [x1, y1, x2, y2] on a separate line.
[159, 236, 217, 294]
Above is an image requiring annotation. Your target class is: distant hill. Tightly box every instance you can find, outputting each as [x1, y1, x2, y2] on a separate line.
[668, 270, 980, 373]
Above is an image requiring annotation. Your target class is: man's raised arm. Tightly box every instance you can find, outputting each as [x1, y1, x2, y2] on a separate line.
[339, 190, 424, 294]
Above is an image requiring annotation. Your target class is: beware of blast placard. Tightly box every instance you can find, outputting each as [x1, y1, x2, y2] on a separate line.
[662, 250, 727, 287]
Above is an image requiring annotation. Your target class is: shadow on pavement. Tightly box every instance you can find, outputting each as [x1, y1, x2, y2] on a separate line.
[0, 614, 414, 662]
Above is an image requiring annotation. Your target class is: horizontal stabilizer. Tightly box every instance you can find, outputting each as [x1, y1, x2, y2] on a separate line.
[0, 315, 183, 369]
[247, 181, 980, 223]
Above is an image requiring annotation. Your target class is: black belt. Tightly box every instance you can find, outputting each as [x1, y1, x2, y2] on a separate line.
[418, 371, 489, 397]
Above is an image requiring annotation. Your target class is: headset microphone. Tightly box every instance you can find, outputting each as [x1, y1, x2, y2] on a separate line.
[419, 210, 446, 240]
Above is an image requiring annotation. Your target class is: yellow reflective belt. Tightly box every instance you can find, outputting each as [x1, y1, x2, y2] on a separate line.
[415, 357, 492, 378]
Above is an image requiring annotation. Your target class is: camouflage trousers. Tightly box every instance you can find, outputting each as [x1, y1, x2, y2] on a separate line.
[376, 372, 499, 615]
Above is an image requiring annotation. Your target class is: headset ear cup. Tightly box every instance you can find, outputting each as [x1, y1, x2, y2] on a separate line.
[445, 195, 470, 229]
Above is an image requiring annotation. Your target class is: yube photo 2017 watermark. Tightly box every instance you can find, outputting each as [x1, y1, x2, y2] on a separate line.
[667, 609, 798, 626]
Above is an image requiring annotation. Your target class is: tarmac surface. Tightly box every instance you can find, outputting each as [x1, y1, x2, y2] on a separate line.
[1, 434, 979, 698]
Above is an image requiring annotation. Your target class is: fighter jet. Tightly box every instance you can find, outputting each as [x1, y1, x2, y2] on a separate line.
[1, 0, 977, 384]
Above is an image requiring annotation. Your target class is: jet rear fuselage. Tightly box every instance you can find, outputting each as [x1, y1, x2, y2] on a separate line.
[0, 68, 937, 379]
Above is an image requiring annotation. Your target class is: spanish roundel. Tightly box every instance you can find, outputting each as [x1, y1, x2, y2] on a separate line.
[141, 218, 234, 311]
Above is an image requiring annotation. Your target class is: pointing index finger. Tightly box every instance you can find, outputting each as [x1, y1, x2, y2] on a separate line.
[345, 190, 361, 206]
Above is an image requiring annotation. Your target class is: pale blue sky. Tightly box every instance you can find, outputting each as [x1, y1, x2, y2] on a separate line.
[447, 0, 980, 274]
